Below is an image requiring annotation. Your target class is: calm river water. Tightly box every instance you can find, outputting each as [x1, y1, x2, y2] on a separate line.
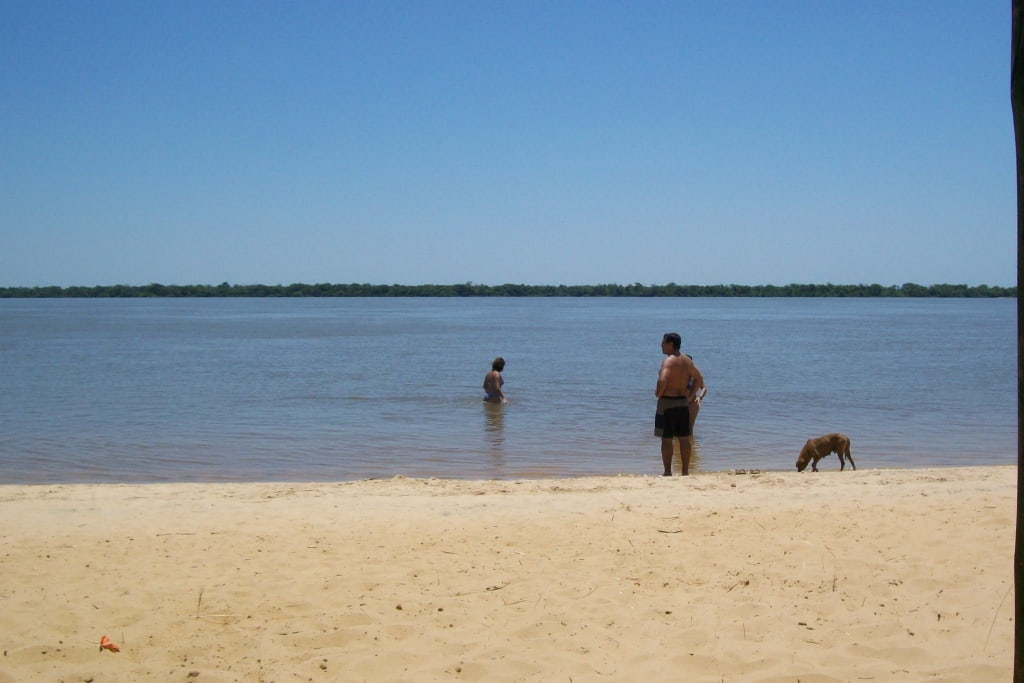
[0, 297, 1014, 482]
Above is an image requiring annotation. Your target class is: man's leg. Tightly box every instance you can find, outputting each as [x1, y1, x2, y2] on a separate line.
[677, 436, 692, 476]
[661, 438, 674, 476]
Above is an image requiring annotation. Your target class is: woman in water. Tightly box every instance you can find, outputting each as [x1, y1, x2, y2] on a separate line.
[482, 357, 508, 404]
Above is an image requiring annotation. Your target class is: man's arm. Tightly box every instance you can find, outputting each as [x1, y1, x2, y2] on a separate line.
[689, 363, 705, 402]
[692, 364, 704, 391]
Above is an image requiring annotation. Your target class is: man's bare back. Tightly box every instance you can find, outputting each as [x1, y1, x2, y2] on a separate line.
[656, 345, 703, 399]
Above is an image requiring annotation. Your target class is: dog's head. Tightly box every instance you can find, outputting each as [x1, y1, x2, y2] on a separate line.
[795, 441, 814, 472]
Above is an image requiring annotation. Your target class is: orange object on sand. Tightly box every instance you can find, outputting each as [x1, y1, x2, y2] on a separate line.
[99, 635, 120, 652]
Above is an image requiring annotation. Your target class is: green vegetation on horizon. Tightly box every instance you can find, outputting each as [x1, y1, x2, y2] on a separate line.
[0, 282, 1015, 298]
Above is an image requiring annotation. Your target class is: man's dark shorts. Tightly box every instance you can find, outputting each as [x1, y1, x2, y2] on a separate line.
[655, 396, 691, 438]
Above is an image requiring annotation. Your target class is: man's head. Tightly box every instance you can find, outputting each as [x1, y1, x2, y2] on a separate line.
[662, 333, 681, 352]
[492, 357, 505, 371]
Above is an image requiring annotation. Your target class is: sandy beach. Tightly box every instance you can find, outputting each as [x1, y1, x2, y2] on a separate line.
[0, 465, 1015, 682]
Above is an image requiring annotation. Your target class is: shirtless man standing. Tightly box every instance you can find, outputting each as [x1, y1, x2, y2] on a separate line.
[654, 332, 705, 476]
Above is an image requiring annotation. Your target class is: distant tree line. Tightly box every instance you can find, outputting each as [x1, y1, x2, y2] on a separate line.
[0, 282, 1015, 298]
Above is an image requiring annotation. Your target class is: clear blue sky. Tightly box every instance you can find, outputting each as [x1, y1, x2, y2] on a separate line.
[1, 1, 1014, 287]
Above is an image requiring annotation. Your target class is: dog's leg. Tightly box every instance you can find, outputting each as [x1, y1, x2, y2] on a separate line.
[838, 450, 846, 471]
[811, 457, 820, 472]
[845, 445, 856, 470]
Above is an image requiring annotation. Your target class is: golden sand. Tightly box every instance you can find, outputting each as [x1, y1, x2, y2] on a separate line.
[0, 465, 1014, 682]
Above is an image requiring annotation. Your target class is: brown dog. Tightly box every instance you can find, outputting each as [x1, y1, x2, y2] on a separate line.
[796, 433, 855, 472]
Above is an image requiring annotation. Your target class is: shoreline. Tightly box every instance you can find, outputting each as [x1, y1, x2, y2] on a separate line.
[0, 465, 1015, 681]
[2, 459, 1017, 487]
